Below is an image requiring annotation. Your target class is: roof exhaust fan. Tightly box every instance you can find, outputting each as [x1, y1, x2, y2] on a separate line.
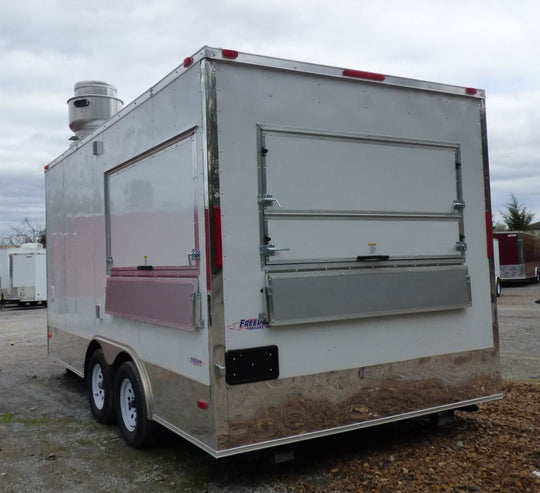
[68, 80, 123, 141]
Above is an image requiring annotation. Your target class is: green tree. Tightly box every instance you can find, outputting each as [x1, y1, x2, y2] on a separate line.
[500, 193, 535, 231]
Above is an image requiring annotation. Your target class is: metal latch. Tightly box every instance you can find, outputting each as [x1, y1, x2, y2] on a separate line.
[455, 241, 467, 252]
[188, 248, 200, 266]
[215, 362, 226, 378]
[191, 291, 203, 328]
[260, 244, 290, 256]
[258, 194, 283, 208]
[453, 200, 466, 211]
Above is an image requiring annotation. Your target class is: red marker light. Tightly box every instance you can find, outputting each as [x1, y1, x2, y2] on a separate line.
[485, 210, 493, 259]
[466, 87, 478, 95]
[197, 399, 209, 410]
[183, 57, 193, 68]
[343, 69, 385, 82]
[213, 206, 223, 271]
[222, 49, 239, 59]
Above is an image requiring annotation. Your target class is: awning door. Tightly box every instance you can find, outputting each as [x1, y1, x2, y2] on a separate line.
[258, 128, 465, 266]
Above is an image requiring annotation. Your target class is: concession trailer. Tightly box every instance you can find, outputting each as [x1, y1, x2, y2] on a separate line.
[493, 231, 540, 282]
[45, 47, 501, 457]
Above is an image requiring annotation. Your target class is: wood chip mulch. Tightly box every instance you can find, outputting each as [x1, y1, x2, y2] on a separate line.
[276, 381, 539, 493]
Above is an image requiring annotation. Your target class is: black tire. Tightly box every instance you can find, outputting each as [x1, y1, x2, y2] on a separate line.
[114, 361, 157, 448]
[496, 278, 502, 297]
[87, 349, 116, 424]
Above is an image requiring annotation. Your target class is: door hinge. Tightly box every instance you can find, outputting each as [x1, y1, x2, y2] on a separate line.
[188, 248, 200, 266]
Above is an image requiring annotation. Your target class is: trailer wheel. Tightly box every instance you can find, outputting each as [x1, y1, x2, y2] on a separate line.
[87, 349, 115, 424]
[114, 361, 156, 448]
[496, 278, 502, 297]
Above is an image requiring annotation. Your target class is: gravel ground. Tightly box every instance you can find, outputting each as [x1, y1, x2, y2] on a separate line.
[0, 284, 539, 492]
[497, 282, 540, 382]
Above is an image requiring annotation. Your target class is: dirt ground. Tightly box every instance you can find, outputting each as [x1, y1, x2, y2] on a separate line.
[0, 284, 539, 492]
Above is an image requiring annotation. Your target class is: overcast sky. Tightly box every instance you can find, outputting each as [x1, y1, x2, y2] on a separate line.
[1, 0, 539, 237]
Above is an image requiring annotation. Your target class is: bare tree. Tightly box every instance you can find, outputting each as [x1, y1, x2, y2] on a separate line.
[0, 218, 45, 247]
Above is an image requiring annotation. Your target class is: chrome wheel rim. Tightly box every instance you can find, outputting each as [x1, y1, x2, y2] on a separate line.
[119, 378, 137, 432]
[91, 364, 105, 410]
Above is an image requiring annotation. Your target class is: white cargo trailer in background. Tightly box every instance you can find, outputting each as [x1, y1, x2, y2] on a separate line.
[0, 246, 10, 296]
[0, 243, 47, 305]
[45, 47, 501, 457]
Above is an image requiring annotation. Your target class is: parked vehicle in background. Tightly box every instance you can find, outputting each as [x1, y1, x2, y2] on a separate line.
[493, 238, 501, 296]
[493, 231, 540, 283]
[45, 47, 501, 458]
[0, 243, 47, 305]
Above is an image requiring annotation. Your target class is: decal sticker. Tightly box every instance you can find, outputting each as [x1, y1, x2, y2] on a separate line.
[368, 243, 377, 254]
[189, 357, 204, 367]
[228, 318, 267, 331]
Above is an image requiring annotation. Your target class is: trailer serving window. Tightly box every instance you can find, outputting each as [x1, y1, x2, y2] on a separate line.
[105, 134, 197, 269]
[104, 132, 202, 330]
[257, 127, 471, 326]
[258, 127, 465, 265]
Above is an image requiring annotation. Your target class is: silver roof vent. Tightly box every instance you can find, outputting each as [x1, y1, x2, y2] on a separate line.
[68, 81, 123, 141]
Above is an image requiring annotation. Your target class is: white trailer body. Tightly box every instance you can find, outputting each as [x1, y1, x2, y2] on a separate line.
[10, 249, 47, 303]
[0, 246, 20, 295]
[45, 47, 501, 457]
[0, 244, 46, 303]
[0, 246, 11, 295]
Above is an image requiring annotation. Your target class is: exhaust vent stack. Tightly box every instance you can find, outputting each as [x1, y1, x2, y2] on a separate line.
[68, 81, 123, 141]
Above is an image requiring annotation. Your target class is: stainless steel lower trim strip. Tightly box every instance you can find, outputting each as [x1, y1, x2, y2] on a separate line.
[211, 393, 502, 458]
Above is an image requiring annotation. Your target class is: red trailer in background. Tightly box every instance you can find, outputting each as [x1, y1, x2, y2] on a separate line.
[493, 231, 540, 282]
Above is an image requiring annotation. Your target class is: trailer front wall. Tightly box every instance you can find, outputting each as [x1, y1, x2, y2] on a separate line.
[46, 64, 216, 450]
[212, 61, 500, 451]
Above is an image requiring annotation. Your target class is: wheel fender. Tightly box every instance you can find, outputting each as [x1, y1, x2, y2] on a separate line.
[93, 336, 155, 420]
